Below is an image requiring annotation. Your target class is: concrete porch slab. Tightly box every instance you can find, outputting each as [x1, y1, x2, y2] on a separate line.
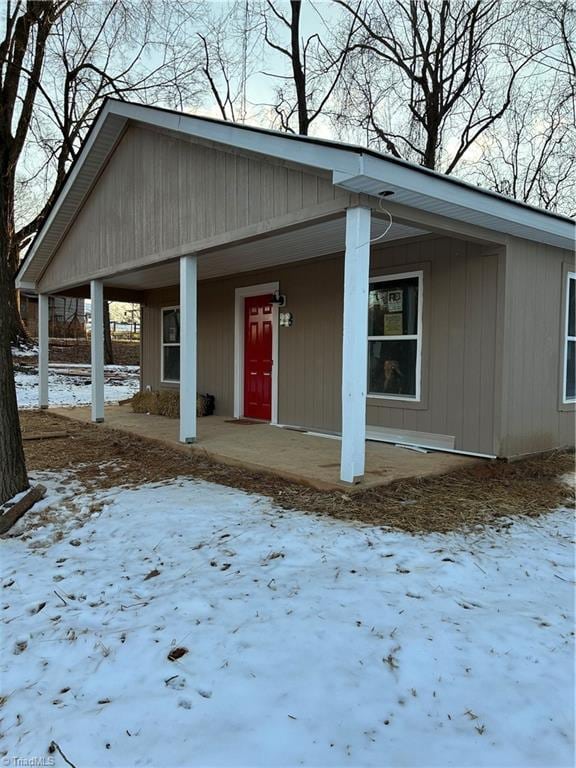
[52, 405, 480, 491]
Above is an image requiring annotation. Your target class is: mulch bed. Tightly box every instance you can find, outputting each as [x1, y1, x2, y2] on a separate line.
[20, 410, 575, 534]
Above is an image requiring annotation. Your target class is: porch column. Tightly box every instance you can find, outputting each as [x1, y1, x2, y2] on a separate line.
[340, 206, 371, 483]
[180, 254, 197, 443]
[90, 279, 105, 422]
[38, 293, 49, 409]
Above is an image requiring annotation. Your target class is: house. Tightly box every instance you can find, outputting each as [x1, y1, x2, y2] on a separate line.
[16, 99, 575, 483]
[19, 292, 86, 338]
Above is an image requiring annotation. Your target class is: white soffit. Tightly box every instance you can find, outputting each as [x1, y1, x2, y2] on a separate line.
[105, 218, 428, 290]
[334, 156, 575, 251]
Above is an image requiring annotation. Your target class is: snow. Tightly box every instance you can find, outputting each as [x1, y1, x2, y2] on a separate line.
[15, 365, 139, 408]
[11, 344, 38, 358]
[1, 476, 574, 767]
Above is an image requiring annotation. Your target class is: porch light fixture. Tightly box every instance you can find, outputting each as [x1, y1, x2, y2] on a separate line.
[270, 290, 286, 307]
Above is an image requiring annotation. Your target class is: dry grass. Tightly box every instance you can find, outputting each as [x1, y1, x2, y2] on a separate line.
[20, 409, 575, 534]
[131, 390, 180, 418]
[130, 391, 213, 418]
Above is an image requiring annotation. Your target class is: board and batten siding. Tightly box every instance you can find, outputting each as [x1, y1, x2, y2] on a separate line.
[38, 124, 350, 294]
[497, 237, 575, 457]
[142, 235, 502, 455]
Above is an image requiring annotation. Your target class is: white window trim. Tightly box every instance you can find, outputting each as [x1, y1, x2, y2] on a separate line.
[563, 271, 576, 404]
[234, 282, 279, 424]
[367, 269, 424, 403]
[161, 305, 180, 384]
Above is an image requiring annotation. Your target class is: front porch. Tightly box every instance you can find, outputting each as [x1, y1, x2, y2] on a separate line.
[52, 405, 478, 491]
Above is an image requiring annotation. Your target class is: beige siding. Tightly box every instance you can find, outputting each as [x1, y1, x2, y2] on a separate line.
[366, 238, 500, 455]
[39, 125, 349, 293]
[497, 238, 575, 457]
[142, 235, 502, 454]
[141, 256, 344, 430]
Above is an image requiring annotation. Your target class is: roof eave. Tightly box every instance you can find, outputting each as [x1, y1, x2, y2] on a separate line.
[334, 155, 575, 251]
[17, 99, 575, 290]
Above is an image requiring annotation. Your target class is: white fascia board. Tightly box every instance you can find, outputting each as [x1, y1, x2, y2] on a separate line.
[112, 101, 362, 178]
[334, 154, 576, 250]
[17, 102, 128, 286]
[16, 279, 37, 292]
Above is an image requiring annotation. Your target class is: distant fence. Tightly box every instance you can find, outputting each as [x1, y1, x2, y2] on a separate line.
[84, 320, 141, 342]
[110, 322, 140, 341]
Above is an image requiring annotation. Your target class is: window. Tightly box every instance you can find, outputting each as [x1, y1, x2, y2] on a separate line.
[367, 271, 422, 400]
[161, 307, 180, 383]
[563, 272, 575, 403]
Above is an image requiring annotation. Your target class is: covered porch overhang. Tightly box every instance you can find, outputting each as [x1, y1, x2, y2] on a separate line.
[31, 204, 497, 485]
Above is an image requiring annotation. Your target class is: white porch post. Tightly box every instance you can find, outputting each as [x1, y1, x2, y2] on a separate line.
[180, 254, 197, 443]
[90, 279, 105, 422]
[38, 294, 49, 409]
[340, 206, 371, 483]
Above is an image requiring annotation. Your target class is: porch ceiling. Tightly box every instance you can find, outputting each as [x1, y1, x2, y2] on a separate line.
[104, 216, 428, 291]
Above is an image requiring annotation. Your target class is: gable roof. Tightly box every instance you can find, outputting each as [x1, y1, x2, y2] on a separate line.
[17, 98, 575, 288]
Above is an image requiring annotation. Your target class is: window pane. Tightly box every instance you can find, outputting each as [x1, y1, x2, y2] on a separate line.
[368, 339, 417, 397]
[163, 346, 180, 381]
[566, 340, 575, 401]
[368, 276, 419, 336]
[163, 309, 180, 344]
[568, 278, 575, 338]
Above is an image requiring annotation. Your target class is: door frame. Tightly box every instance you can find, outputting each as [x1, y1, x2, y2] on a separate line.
[234, 281, 279, 424]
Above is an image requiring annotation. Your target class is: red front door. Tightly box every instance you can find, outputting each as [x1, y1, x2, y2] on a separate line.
[244, 295, 273, 420]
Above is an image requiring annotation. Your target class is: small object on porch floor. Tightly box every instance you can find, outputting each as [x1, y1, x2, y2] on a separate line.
[224, 418, 265, 425]
[0, 484, 47, 535]
[131, 390, 215, 418]
[197, 393, 215, 417]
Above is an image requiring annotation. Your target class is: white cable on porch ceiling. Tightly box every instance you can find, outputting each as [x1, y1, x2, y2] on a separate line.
[359, 198, 393, 248]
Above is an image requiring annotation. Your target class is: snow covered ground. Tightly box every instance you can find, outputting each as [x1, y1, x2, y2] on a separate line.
[15, 364, 139, 408]
[1, 475, 574, 767]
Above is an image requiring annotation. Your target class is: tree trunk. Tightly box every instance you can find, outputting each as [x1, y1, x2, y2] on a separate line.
[103, 300, 114, 365]
[10, 283, 33, 348]
[5, 210, 33, 349]
[0, 484, 46, 535]
[290, 1, 309, 136]
[0, 227, 29, 505]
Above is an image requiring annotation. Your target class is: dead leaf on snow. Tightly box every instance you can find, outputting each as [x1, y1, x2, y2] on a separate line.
[168, 646, 189, 662]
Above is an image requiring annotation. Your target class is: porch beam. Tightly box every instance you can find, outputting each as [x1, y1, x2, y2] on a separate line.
[180, 254, 197, 444]
[90, 279, 105, 422]
[36, 198, 349, 296]
[340, 206, 371, 483]
[38, 294, 49, 409]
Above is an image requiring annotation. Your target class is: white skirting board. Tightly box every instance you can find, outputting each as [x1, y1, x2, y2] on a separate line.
[274, 423, 497, 460]
[365, 426, 455, 451]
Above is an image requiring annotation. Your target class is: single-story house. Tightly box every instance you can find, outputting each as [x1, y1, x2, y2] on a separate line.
[19, 292, 86, 338]
[16, 99, 575, 483]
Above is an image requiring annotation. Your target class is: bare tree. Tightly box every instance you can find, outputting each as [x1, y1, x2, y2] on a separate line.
[470, 85, 575, 215]
[193, 1, 262, 123]
[335, 0, 536, 172]
[0, 0, 202, 505]
[262, 0, 358, 135]
[1, 1, 69, 505]
[16, 1, 202, 263]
